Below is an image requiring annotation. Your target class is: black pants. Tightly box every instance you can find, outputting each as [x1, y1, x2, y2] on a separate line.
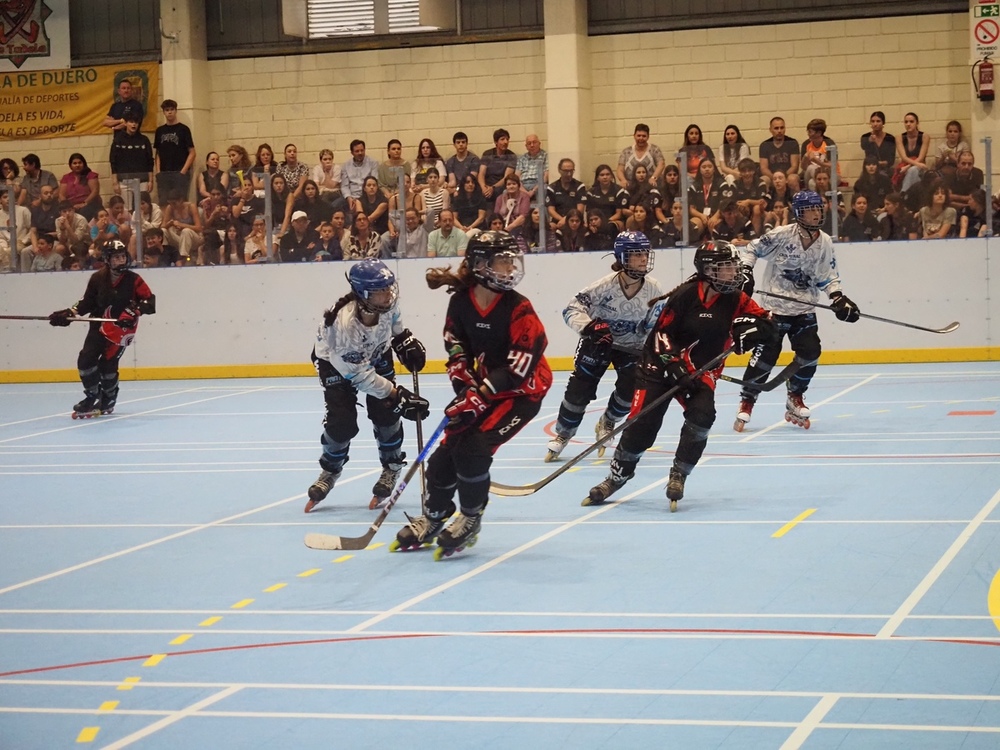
[425, 395, 542, 519]
[739, 312, 821, 400]
[77, 324, 127, 403]
[554, 343, 637, 437]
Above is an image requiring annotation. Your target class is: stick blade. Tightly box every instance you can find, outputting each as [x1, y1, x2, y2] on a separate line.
[304, 532, 347, 551]
[488, 482, 540, 497]
[938, 322, 960, 334]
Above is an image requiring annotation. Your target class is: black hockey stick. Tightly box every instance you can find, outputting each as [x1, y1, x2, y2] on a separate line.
[488, 346, 737, 498]
[0, 314, 118, 323]
[304, 415, 449, 551]
[756, 290, 960, 334]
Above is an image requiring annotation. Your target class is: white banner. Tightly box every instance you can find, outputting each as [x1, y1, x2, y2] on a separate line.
[0, 0, 70, 72]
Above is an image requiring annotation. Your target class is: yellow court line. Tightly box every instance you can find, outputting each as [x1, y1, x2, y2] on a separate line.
[97, 701, 118, 712]
[333, 555, 353, 563]
[907, 404, 927, 409]
[116, 677, 140, 691]
[836, 414, 853, 418]
[76, 727, 100, 743]
[263, 583, 287, 593]
[772, 508, 817, 538]
[872, 409, 891, 414]
[143, 654, 166, 667]
[169, 634, 193, 645]
[366, 542, 385, 550]
[230, 599, 255, 609]
[297, 568, 321, 577]
[199, 616, 222, 627]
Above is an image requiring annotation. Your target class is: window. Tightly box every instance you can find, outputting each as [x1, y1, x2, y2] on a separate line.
[306, 0, 444, 37]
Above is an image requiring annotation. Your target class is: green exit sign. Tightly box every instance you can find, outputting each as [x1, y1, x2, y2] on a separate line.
[976, 5, 1000, 17]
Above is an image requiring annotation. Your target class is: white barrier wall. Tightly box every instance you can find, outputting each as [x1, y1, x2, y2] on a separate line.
[0, 238, 997, 380]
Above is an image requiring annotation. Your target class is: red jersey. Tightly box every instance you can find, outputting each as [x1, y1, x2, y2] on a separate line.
[74, 268, 155, 345]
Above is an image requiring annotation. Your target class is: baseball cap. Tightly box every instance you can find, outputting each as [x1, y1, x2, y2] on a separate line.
[291, 211, 308, 221]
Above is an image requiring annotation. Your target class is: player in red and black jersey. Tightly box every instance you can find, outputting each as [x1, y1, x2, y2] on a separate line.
[392, 231, 552, 557]
[48, 240, 156, 417]
[586, 240, 776, 511]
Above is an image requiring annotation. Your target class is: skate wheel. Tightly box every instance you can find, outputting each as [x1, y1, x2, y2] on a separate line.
[433, 546, 449, 561]
[388, 539, 401, 552]
[596, 445, 606, 458]
[670, 499, 678, 513]
[466, 535, 478, 549]
[368, 496, 380, 510]
[544, 451, 557, 463]
[304, 498, 320, 514]
[581, 495, 603, 507]
[71, 412, 79, 420]
[733, 419, 746, 433]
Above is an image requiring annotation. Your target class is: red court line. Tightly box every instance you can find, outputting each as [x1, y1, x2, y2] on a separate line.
[948, 411, 996, 416]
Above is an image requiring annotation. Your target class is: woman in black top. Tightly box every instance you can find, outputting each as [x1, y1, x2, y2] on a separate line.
[355, 176, 390, 235]
[453, 174, 488, 235]
[584, 164, 628, 230]
[293, 180, 334, 228]
[860, 111, 896, 178]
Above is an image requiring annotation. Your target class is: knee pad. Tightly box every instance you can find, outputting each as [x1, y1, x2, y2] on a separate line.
[323, 411, 359, 444]
[372, 420, 403, 463]
[565, 372, 600, 406]
[606, 388, 633, 421]
[680, 418, 711, 441]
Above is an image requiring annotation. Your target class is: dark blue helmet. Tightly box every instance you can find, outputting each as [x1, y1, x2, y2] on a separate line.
[613, 231, 653, 279]
[465, 230, 524, 291]
[347, 258, 398, 313]
[792, 190, 825, 229]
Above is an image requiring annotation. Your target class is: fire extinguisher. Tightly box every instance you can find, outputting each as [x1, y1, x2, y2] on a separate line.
[973, 57, 994, 102]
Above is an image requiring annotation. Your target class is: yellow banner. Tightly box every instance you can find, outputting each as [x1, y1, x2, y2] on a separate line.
[0, 61, 159, 141]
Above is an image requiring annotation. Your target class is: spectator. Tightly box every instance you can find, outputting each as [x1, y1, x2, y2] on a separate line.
[660, 164, 681, 209]
[225, 145, 253, 196]
[340, 139, 379, 202]
[377, 140, 409, 197]
[153, 100, 196, 201]
[89, 209, 120, 257]
[759, 116, 800, 191]
[277, 143, 310, 199]
[110, 113, 154, 194]
[878, 192, 918, 241]
[452, 173, 488, 236]
[853, 155, 893, 214]
[494, 174, 531, 235]
[546, 158, 586, 229]
[294, 179, 335, 229]
[311, 148, 341, 199]
[200, 187, 231, 265]
[521, 206, 558, 253]
[730, 158, 768, 235]
[138, 190, 162, 234]
[221, 224, 245, 264]
[958, 188, 988, 238]
[231, 179, 264, 238]
[815, 167, 845, 235]
[515, 134, 548, 199]
[710, 199, 756, 246]
[143, 227, 182, 267]
[616, 122, 666, 188]
[383, 208, 428, 259]
[485, 213, 505, 233]
[1, 158, 23, 205]
[662, 197, 704, 247]
[624, 164, 663, 220]
[582, 212, 615, 251]
[860, 110, 896, 178]
[250, 143, 277, 192]
[29, 184, 60, 239]
[342, 211, 382, 260]
[54, 200, 90, 259]
[313, 221, 340, 261]
[556, 208, 586, 252]
[765, 170, 795, 213]
[934, 120, 970, 170]
[103, 78, 144, 141]
[353, 176, 389, 235]
[478, 128, 517, 201]
[625, 202, 666, 248]
[718, 124, 752, 181]
[688, 157, 730, 232]
[268, 174, 294, 235]
[1, 188, 32, 271]
[918, 181, 956, 239]
[800, 118, 840, 189]
[445, 131, 480, 196]
[388, 172, 418, 230]
[840, 194, 881, 242]
[162, 190, 203, 262]
[280, 210, 320, 262]
[29, 234, 60, 272]
[583, 164, 628, 230]
[679, 123, 715, 180]
[427, 208, 469, 257]
[242, 216, 270, 262]
[411, 138, 446, 191]
[19, 154, 58, 207]
[946, 151, 984, 211]
[895, 112, 930, 196]
[415, 168, 450, 228]
[106, 195, 133, 251]
[59, 153, 102, 221]
[197, 151, 229, 201]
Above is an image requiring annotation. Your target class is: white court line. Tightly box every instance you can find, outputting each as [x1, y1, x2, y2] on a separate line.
[0, 469, 378, 597]
[876, 486, 1000, 639]
[780, 695, 839, 750]
[0, 387, 207, 428]
[740, 374, 881, 443]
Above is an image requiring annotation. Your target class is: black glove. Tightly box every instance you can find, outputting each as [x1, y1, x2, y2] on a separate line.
[115, 306, 139, 330]
[583, 318, 613, 347]
[661, 357, 691, 390]
[48, 309, 74, 327]
[444, 386, 490, 432]
[391, 329, 426, 373]
[446, 354, 478, 395]
[830, 292, 861, 323]
[740, 265, 755, 297]
[390, 385, 430, 422]
[731, 315, 776, 355]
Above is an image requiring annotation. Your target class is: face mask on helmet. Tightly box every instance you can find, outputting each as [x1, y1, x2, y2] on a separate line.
[792, 191, 825, 230]
[614, 231, 654, 279]
[694, 241, 743, 294]
[102, 241, 131, 274]
[472, 248, 525, 291]
[348, 260, 399, 314]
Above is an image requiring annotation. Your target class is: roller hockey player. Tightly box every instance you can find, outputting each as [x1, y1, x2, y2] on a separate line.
[586, 240, 776, 511]
[391, 231, 552, 558]
[546, 231, 663, 462]
[48, 240, 155, 418]
[734, 190, 860, 432]
[306, 259, 429, 513]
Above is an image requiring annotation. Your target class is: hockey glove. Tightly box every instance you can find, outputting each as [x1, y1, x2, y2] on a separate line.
[830, 292, 861, 323]
[391, 329, 426, 373]
[115, 306, 139, 330]
[661, 357, 692, 390]
[583, 318, 614, 347]
[390, 385, 430, 422]
[446, 354, 478, 395]
[731, 315, 777, 355]
[444, 386, 490, 432]
[48, 308, 74, 327]
[740, 265, 755, 297]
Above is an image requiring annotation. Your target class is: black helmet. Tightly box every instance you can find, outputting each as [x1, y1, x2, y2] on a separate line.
[465, 230, 524, 292]
[102, 240, 131, 274]
[693, 239, 743, 294]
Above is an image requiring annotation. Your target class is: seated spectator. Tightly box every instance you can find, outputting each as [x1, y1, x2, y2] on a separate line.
[387, 173, 418, 235]
[452, 174, 488, 236]
[478, 128, 517, 201]
[800, 118, 841, 189]
[878, 192, 918, 241]
[138, 191, 162, 233]
[30, 184, 60, 239]
[616, 122, 666, 188]
[520, 206, 558, 253]
[342, 211, 381, 260]
[143, 227, 182, 267]
[19, 154, 59, 207]
[427, 208, 469, 257]
[546, 158, 586, 229]
[197, 151, 229, 201]
[946, 151, 984, 211]
[861, 110, 896, 178]
[377, 139, 409, 197]
[853, 156, 893, 214]
[494, 174, 530, 235]
[625, 202, 666, 248]
[515, 134, 548, 200]
[313, 221, 341, 261]
[30, 234, 60, 272]
[221, 224, 244, 264]
[582, 212, 615, 252]
[200, 187, 231, 265]
[415, 168, 450, 229]
[294, 179, 335, 229]
[312, 148, 342, 198]
[242, 216, 270, 262]
[250, 143, 276, 192]
[61, 253, 82, 271]
[662, 198, 705, 247]
[918, 181, 956, 239]
[277, 143, 310, 199]
[106, 195, 133, 251]
[583, 164, 628, 231]
[162, 191, 203, 262]
[679, 124, 715, 180]
[1, 188, 32, 271]
[718, 124, 752, 181]
[445, 131, 480, 196]
[353, 176, 389, 235]
[688, 157, 730, 232]
[279, 210, 320, 262]
[89, 209, 120, 258]
[268, 174, 294, 235]
[232, 179, 264, 238]
[769, 199, 791, 229]
[54, 200, 90, 259]
[958, 188, 988, 238]
[934, 120, 969, 171]
[411, 138, 446, 191]
[759, 116, 800, 191]
[814, 167, 845, 235]
[624, 164, 663, 220]
[895, 112, 930, 196]
[381, 208, 428, 259]
[765, 170, 795, 216]
[556, 208, 586, 252]
[840, 194, 881, 242]
[730, 158, 768, 234]
[0, 229, 9, 272]
[485, 213, 505, 233]
[110, 114, 153, 194]
[340, 139, 379, 202]
[710, 199, 756, 245]
[59, 153, 102, 221]
[661, 164, 681, 209]
[225, 145, 253, 196]
[1, 158, 23, 205]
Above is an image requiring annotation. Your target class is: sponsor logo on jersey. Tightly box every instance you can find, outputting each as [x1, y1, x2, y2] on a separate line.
[498, 416, 522, 435]
[476, 322, 491, 329]
[699, 312, 713, 318]
[342, 351, 366, 364]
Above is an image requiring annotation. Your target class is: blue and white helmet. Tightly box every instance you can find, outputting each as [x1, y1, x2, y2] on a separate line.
[347, 259, 398, 313]
[791, 190, 825, 229]
[613, 230, 653, 279]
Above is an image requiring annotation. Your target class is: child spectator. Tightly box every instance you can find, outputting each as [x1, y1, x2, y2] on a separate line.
[958, 188, 988, 238]
[688, 157, 730, 233]
[853, 155, 893, 215]
[934, 120, 969, 170]
[583, 212, 615, 252]
[731, 158, 768, 234]
[584, 164, 628, 231]
[109, 113, 153, 193]
[878, 193, 918, 241]
[556, 209, 586, 252]
[918, 181, 956, 239]
[625, 202, 666, 248]
[143, 227, 182, 267]
[679, 123, 715, 180]
[840, 194, 881, 242]
[799, 118, 840, 189]
[30, 233, 60, 271]
[313, 148, 342, 198]
[624, 164, 663, 220]
[313, 221, 340, 261]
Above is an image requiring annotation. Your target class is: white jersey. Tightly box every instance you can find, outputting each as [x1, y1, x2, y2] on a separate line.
[739, 223, 843, 316]
[563, 272, 664, 350]
[314, 300, 405, 399]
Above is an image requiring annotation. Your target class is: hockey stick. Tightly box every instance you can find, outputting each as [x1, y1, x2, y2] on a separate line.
[755, 291, 960, 334]
[304, 415, 449, 551]
[488, 346, 737, 498]
[412, 370, 428, 509]
[0, 315, 118, 323]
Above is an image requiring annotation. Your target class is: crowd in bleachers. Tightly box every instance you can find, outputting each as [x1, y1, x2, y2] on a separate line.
[1, 99, 997, 272]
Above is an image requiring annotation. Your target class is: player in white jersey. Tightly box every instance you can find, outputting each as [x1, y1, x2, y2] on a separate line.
[306, 259, 430, 512]
[546, 231, 664, 461]
[734, 190, 860, 431]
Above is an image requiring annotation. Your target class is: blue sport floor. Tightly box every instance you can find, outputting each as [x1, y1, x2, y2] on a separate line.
[1, 363, 1000, 749]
